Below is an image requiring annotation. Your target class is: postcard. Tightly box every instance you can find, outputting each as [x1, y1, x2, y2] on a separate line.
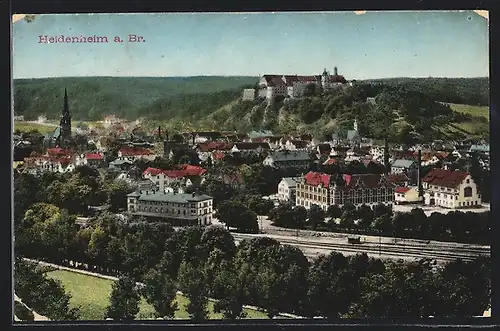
[12, 11, 490, 322]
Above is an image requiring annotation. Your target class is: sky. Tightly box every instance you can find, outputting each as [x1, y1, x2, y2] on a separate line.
[12, 11, 489, 79]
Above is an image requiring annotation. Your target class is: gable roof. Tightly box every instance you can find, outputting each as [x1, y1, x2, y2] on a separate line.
[233, 142, 271, 150]
[281, 177, 301, 187]
[392, 159, 415, 168]
[267, 150, 311, 162]
[421, 168, 469, 188]
[304, 172, 331, 188]
[395, 187, 412, 194]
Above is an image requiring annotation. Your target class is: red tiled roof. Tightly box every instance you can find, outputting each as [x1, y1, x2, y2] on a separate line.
[145, 165, 206, 178]
[342, 174, 384, 188]
[144, 167, 163, 176]
[296, 76, 318, 82]
[85, 153, 104, 160]
[387, 173, 410, 184]
[304, 172, 331, 188]
[212, 151, 225, 160]
[197, 142, 232, 152]
[119, 147, 153, 156]
[328, 75, 347, 83]
[47, 148, 72, 157]
[421, 168, 469, 188]
[323, 158, 337, 166]
[395, 187, 411, 194]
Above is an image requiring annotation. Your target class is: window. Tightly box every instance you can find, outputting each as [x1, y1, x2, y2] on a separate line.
[466, 179, 470, 184]
[464, 186, 473, 197]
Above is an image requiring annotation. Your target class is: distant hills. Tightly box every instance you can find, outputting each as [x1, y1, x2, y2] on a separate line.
[13, 76, 489, 141]
[13, 76, 258, 121]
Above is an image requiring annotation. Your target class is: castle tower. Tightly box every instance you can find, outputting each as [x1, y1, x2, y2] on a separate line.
[321, 68, 329, 89]
[334, 66, 338, 76]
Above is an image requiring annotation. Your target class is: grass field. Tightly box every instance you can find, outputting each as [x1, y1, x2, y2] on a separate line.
[14, 122, 56, 134]
[46, 270, 269, 320]
[449, 103, 489, 120]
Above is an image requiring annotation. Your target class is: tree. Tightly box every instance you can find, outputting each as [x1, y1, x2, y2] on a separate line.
[106, 276, 140, 321]
[307, 204, 325, 230]
[177, 262, 209, 321]
[216, 200, 259, 233]
[268, 203, 306, 229]
[105, 180, 134, 212]
[212, 262, 247, 319]
[200, 225, 236, 260]
[142, 268, 178, 319]
[327, 204, 342, 219]
[357, 204, 374, 229]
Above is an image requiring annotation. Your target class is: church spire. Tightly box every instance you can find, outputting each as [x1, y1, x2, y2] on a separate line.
[63, 88, 69, 116]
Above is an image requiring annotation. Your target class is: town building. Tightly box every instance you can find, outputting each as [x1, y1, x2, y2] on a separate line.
[126, 190, 214, 226]
[118, 146, 155, 161]
[391, 159, 417, 174]
[263, 150, 311, 170]
[394, 186, 422, 204]
[295, 171, 395, 210]
[421, 168, 481, 209]
[76, 153, 105, 167]
[143, 165, 207, 192]
[231, 142, 271, 154]
[277, 177, 301, 202]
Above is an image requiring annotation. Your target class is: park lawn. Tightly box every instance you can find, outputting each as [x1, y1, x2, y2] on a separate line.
[46, 270, 268, 320]
[449, 103, 489, 120]
[14, 122, 55, 134]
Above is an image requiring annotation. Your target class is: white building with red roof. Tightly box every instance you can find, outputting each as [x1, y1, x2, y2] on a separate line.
[76, 152, 105, 167]
[421, 168, 481, 209]
[143, 165, 207, 192]
[24, 148, 76, 174]
[118, 146, 156, 161]
[394, 186, 422, 204]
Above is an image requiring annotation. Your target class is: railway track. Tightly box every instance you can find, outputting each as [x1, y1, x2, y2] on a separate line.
[233, 233, 490, 262]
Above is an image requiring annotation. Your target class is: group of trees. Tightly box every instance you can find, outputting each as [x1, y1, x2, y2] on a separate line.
[268, 202, 490, 244]
[15, 207, 491, 319]
[14, 259, 79, 320]
[14, 166, 134, 221]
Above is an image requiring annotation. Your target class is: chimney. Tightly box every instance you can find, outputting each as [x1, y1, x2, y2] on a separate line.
[158, 172, 165, 193]
[383, 136, 390, 174]
[334, 67, 338, 76]
[417, 149, 423, 197]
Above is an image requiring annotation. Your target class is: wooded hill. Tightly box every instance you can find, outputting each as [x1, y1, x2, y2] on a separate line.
[13, 76, 257, 121]
[14, 76, 489, 142]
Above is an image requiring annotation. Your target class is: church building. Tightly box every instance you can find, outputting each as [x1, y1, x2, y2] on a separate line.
[44, 89, 72, 148]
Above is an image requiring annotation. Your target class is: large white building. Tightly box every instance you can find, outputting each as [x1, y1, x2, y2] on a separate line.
[126, 190, 214, 226]
[421, 168, 481, 209]
[277, 177, 301, 202]
[258, 68, 348, 101]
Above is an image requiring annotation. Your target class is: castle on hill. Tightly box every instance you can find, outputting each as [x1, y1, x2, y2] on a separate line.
[242, 67, 353, 101]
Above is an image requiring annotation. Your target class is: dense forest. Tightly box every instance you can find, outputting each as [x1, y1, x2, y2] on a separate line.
[363, 77, 489, 106]
[13, 76, 257, 121]
[14, 76, 489, 141]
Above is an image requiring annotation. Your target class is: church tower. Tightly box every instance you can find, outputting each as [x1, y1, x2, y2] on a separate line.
[353, 118, 359, 132]
[59, 88, 72, 144]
